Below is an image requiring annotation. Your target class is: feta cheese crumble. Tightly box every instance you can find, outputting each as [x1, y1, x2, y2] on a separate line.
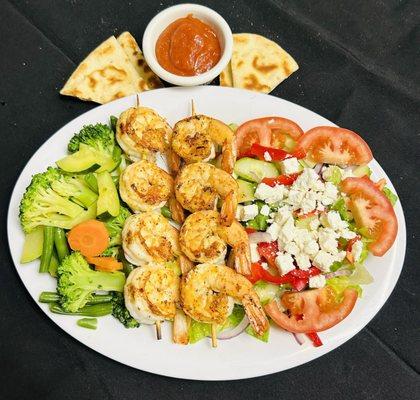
[309, 274, 326, 288]
[255, 183, 286, 204]
[279, 157, 301, 175]
[275, 252, 295, 275]
[260, 204, 270, 216]
[351, 240, 363, 263]
[249, 243, 260, 263]
[263, 151, 272, 161]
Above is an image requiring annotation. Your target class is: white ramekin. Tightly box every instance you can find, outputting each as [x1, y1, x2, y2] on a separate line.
[142, 3, 233, 86]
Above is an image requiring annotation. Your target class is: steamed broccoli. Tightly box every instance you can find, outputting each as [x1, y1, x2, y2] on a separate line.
[67, 123, 121, 172]
[111, 292, 139, 328]
[101, 206, 131, 247]
[57, 252, 126, 312]
[19, 167, 97, 233]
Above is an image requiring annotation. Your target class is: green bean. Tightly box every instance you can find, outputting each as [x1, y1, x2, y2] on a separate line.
[77, 318, 97, 330]
[161, 205, 172, 219]
[54, 228, 69, 262]
[39, 226, 55, 273]
[39, 292, 113, 304]
[48, 250, 59, 277]
[49, 302, 113, 317]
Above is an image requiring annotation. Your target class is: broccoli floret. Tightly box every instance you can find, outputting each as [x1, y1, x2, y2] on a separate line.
[101, 206, 131, 246]
[111, 292, 139, 328]
[101, 246, 120, 258]
[67, 124, 121, 171]
[19, 167, 97, 233]
[57, 252, 126, 312]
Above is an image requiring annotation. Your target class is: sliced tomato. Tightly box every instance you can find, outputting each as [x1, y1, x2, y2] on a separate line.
[341, 177, 397, 256]
[265, 286, 358, 333]
[297, 126, 373, 166]
[235, 117, 303, 156]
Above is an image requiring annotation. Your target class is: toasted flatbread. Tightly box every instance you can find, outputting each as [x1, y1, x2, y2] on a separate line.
[227, 33, 298, 93]
[60, 36, 148, 104]
[219, 61, 233, 87]
[117, 31, 163, 89]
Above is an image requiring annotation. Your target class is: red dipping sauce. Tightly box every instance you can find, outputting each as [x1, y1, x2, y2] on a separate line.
[155, 14, 221, 76]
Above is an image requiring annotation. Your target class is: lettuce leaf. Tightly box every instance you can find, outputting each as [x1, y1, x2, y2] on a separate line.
[325, 166, 342, 185]
[331, 197, 352, 222]
[245, 324, 270, 342]
[383, 187, 398, 206]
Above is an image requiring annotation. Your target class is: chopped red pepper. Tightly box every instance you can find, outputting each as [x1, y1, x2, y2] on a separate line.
[306, 332, 323, 347]
[245, 227, 257, 234]
[257, 241, 279, 267]
[262, 173, 300, 187]
[345, 235, 361, 264]
[247, 143, 306, 161]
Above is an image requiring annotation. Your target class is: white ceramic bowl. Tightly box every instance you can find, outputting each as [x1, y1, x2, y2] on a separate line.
[142, 3, 233, 86]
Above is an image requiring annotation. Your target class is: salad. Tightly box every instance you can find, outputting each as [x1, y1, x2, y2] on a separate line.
[17, 102, 399, 348]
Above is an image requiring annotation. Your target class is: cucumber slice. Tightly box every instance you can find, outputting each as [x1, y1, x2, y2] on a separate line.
[234, 158, 279, 183]
[20, 226, 44, 263]
[353, 165, 371, 177]
[253, 281, 283, 304]
[295, 215, 317, 230]
[237, 179, 256, 203]
[299, 158, 318, 169]
[56, 144, 99, 172]
[97, 171, 120, 217]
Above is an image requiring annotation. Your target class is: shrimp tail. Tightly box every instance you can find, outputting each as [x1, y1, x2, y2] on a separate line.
[242, 293, 269, 336]
[233, 242, 252, 275]
[167, 148, 182, 176]
[179, 253, 195, 274]
[220, 190, 237, 226]
[173, 309, 190, 345]
[168, 196, 185, 225]
[220, 139, 236, 174]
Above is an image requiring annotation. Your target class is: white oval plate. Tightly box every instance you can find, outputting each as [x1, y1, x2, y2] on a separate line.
[7, 86, 406, 380]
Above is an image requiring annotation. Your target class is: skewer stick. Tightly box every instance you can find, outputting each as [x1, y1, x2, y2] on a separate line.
[155, 321, 162, 340]
[136, 93, 140, 107]
[211, 324, 218, 348]
[191, 99, 196, 116]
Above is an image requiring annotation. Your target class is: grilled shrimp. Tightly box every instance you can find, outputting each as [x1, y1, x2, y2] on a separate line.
[122, 212, 181, 266]
[172, 115, 236, 173]
[179, 210, 251, 275]
[124, 263, 180, 324]
[175, 162, 238, 226]
[181, 263, 269, 336]
[119, 160, 184, 222]
[116, 106, 171, 161]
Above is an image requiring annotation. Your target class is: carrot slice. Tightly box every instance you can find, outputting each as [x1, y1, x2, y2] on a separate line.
[68, 220, 109, 257]
[86, 256, 123, 272]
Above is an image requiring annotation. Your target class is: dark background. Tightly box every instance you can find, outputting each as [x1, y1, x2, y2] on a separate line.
[0, 0, 419, 398]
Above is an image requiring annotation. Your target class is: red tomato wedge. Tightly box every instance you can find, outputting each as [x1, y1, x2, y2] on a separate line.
[297, 126, 373, 165]
[265, 287, 358, 333]
[235, 117, 304, 156]
[341, 177, 397, 256]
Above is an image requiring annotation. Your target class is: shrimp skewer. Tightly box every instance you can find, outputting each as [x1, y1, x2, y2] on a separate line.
[171, 101, 236, 173]
[179, 210, 251, 275]
[119, 160, 184, 223]
[181, 263, 269, 347]
[175, 162, 238, 226]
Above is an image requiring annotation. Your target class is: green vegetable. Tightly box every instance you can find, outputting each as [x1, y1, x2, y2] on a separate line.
[19, 167, 98, 233]
[77, 318, 98, 329]
[39, 291, 113, 304]
[58, 123, 121, 173]
[245, 200, 270, 231]
[383, 187, 398, 206]
[325, 166, 342, 185]
[20, 226, 44, 263]
[110, 115, 118, 133]
[48, 250, 59, 277]
[121, 253, 136, 277]
[237, 179, 256, 203]
[49, 302, 113, 317]
[101, 246, 120, 258]
[245, 324, 269, 342]
[161, 205, 172, 219]
[352, 165, 371, 178]
[57, 252, 125, 312]
[234, 157, 279, 183]
[39, 226, 55, 273]
[295, 214, 317, 230]
[358, 240, 370, 263]
[100, 206, 131, 247]
[53, 228, 69, 262]
[96, 171, 120, 217]
[331, 197, 352, 222]
[84, 173, 98, 193]
[111, 292, 139, 328]
[223, 305, 245, 330]
[253, 281, 283, 305]
[228, 123, 238, 132]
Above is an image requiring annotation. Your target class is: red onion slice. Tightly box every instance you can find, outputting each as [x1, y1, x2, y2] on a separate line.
[248, 232, 272, 243]
[217, 316, 250, 340]
[313, 163, 324, 175]
[293, 332, 308, 346]
[324, 269, 352, 279]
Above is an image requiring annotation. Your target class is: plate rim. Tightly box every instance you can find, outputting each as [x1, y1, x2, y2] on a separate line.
[7, 86, 407, 380]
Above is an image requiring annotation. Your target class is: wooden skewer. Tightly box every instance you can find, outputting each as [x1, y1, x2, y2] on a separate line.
[191, 99, 196, 116]
[136, 93, 140, 107]
[211, 324, 218, 348]
[155, 321, 162, 340]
